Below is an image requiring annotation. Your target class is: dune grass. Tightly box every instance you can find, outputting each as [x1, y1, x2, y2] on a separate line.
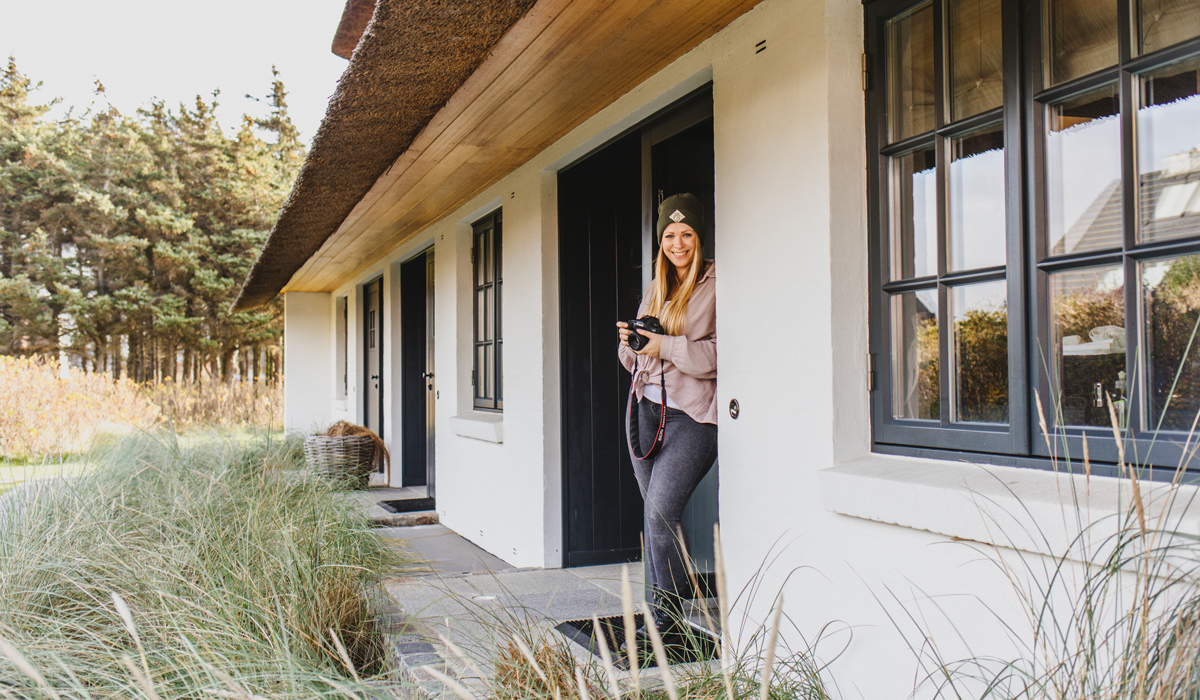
[890, 388, 1200, 699]
[0, 430, 402, 699]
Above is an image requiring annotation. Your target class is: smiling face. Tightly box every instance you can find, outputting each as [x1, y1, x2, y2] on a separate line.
[660, 222, 698, 276]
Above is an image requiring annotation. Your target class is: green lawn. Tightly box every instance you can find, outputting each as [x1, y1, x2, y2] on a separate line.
[0, 457, 91, 492]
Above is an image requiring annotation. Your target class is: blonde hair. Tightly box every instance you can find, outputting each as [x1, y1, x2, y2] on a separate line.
[645, 236, 706, 336]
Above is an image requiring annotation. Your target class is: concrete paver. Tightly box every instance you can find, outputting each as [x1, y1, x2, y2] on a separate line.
[362, 489, 718, 698]
[380, 524, 513, 576]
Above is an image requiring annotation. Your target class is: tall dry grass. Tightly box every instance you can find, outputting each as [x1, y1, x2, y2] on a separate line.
[145, 377, 282, 429]
[0, 355, 159, 460]
[0, 431, 400, 698]
[892, 389, 1200, 699]
[0, 356, 284, 461]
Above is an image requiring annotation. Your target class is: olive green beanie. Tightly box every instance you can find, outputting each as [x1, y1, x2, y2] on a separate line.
[655, 193, 705, 243]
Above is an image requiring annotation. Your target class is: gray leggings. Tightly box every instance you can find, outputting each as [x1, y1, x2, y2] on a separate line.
[628, 396, 718, 598]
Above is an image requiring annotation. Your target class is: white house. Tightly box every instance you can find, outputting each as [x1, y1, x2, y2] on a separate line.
[235, 0, 1200, 694]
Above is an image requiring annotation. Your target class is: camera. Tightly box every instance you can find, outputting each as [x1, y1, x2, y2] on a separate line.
[625, 316, 664, 351]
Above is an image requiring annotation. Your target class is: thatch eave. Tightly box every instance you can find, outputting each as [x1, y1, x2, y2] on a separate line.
[332, 0, 377, 59]
[232, 0, 537, 312]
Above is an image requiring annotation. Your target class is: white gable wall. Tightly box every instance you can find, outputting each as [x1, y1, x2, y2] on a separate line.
[283, 291, 334, 433]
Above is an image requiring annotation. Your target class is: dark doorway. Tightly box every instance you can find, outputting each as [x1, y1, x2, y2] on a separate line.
[559, 88, 716, 569]
[400, 250, 435, 492]
[559, 132, 645, 567]
[364, 278, 384, 451]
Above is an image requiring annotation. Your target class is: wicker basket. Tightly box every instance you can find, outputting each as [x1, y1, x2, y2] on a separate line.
[303, 434, 377, 489]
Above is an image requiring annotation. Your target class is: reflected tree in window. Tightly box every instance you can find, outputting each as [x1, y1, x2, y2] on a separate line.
[1145, 254, 1200, 431]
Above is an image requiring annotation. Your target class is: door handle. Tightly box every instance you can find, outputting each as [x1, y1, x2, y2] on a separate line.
[370, 375, 379, 380]
[422, 372, 435, 379]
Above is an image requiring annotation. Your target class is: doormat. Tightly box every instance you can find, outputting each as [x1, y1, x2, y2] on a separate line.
[554, 614, 717, 667]
[380, 497, 436, 513]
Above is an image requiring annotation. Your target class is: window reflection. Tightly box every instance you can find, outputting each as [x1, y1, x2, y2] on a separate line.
[1143, 254, 1200, 432]
[1138, 57, 1200, 243]
[952, 281, 1008, 423]
[949, 125, 1006, 271]
[1046, 86, 1122, 256]
[893, 291, 940, 420]
[891, 148, 938, 279]
[1044, 0, 1118, 86]
[1140, 0, 1200, 55]
[949, 0, 1004, 121]
[888, 2, 936, 142]
[1050, 265, 1127, 427]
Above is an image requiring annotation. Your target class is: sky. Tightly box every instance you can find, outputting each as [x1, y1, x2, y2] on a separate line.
[1, 0, 350, 146]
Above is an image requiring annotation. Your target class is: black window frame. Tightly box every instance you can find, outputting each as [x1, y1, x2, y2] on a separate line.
[866, 0, 1200, 477]
[472, 211, 503, 411]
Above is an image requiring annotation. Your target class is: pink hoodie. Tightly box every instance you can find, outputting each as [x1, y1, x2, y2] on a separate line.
[618, 260, 717, 425]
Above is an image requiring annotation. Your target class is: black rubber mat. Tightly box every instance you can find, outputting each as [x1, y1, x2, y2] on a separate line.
[554, 613, 717, 667]
[380, 497, 436, 513]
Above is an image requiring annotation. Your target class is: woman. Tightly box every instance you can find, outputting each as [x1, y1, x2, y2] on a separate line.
[616, 192, 717, 649]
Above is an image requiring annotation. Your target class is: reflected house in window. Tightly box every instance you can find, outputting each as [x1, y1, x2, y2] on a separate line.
[1145, 146, 1200, 237]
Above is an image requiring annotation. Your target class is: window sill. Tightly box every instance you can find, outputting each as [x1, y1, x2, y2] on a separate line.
[819, 455, 1200, 561]
[449, 412, 504, 443]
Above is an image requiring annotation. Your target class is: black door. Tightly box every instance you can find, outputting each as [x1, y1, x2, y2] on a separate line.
[560, 88, 716, 570]
[364, 278, 384, 447]
[559, 132, 645, 567]
[400, 250, 434, 490]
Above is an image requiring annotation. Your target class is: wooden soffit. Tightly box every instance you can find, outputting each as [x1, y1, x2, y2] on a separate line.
[285, 0, 764, 294]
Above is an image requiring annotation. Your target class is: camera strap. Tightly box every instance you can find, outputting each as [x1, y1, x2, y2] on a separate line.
[627, 356, 667, 461]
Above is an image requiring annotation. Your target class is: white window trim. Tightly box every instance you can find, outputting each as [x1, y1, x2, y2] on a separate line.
[820, 456, 1200, 563]
[450, 411, 504, 443]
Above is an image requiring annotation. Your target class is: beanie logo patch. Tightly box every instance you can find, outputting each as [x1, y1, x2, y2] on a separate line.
[669, 210, 686, 223]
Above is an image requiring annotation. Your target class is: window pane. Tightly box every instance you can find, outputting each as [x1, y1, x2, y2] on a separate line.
[484, 287, 494, 340]
[496, 341, 503, 404]
[1050, 265, 1126, 428]
[1140, 0, 1200, 54]
[892, 290, 940, 420]
[952, 281, 1009, 422]
[1143, 254, 1200, 431]
[1044, 0, 1118, 86]
[483, 229, 494, 284]
[948, 124, 1006, 271]
[890, 147, 938, 279]
[476, 289, 488, 341]
[888, 2, 936, 142]
[484, 345, 494, 400]
[949, 0, 1004, 121]
[1046, 85, 1123, 256]
[475, 346, 484, 399]
[1138, 57, 1200, 243]
[474, 233, 485, 286]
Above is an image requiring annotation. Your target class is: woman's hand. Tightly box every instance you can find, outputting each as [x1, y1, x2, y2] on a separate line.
[616, 321, 663, 358]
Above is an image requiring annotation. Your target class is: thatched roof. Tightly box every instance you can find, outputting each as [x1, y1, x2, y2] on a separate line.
[232, 0, 537, 311]
[331, 0, 377, 59]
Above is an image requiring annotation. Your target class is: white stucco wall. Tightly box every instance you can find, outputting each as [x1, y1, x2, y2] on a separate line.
[283, 292, 334, 433]
[293, 0, 1188, 695]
